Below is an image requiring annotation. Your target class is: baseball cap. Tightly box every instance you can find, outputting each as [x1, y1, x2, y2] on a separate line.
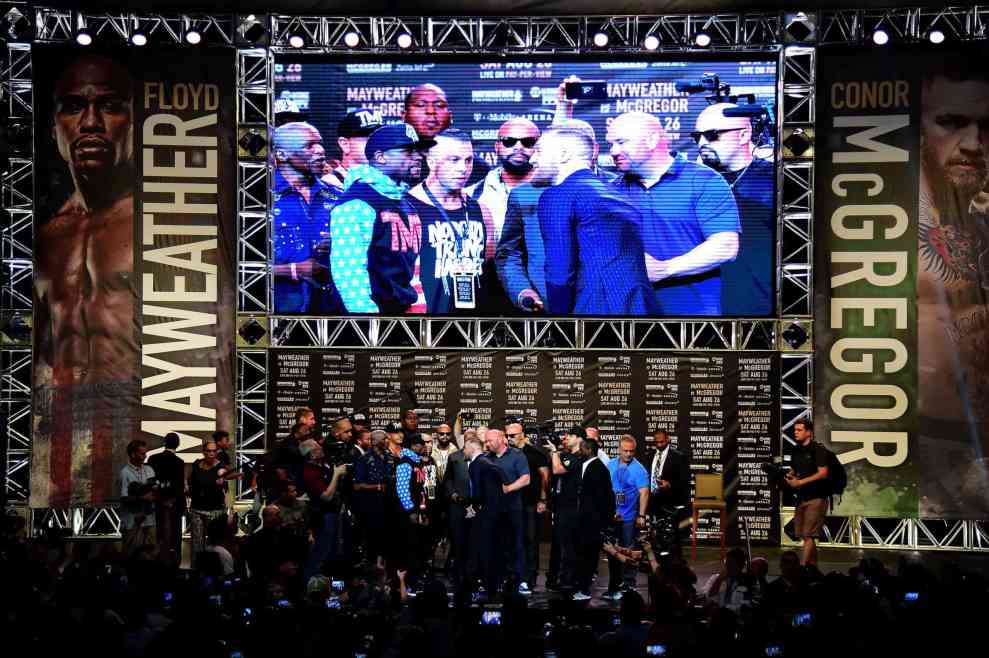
[338, 109, 384, 138]
[364, 123, 435, 161]
[386, 421, 405, 434]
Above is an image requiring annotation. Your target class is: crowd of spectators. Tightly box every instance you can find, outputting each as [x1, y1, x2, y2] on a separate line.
[2, 508, 985, 658]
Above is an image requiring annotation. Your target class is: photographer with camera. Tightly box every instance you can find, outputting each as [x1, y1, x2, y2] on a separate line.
[605, 435, 650, 600]
[786, 419, 829, 567]
[300, 439, 348, 583]
[119, 439, 157, 558]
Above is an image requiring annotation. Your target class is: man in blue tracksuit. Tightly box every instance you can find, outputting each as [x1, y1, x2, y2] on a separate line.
[330, 124, 434, 314]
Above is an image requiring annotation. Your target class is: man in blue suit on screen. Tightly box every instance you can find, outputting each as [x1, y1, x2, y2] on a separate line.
[531, 126, 659, 316]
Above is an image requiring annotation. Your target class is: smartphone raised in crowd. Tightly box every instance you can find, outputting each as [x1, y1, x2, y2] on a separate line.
[565, 80, 608, 101]
[480, 610, 502, 625]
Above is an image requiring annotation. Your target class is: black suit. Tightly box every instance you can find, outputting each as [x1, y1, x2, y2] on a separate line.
[147, 449, 186, 566]
[576, 457, 617, 594]
[468, 455, 507, 593]
[442, 450, 472, 587]
[646, 447, 690, 512]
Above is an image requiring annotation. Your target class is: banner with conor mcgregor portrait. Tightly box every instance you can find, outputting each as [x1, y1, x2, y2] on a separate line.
[816, 46, 989, 519]
[30, 46, 237, 508]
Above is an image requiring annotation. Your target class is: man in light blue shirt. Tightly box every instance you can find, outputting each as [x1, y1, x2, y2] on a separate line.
[605, 435, 649, 598]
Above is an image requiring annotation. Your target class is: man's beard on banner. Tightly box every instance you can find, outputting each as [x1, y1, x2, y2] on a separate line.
[921, 137, 989, 223]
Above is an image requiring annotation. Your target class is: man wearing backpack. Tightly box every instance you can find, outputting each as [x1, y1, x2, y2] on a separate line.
[786, 419, 829, 566]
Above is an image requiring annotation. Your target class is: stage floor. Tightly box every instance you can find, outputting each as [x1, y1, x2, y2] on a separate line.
[517, 543, 989, 611]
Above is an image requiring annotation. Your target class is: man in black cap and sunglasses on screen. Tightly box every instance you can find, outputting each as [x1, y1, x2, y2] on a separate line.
[693, 103, 774, 316]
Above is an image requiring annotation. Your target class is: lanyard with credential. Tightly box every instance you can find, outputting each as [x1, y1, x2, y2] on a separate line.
[422, 185, 477, 298]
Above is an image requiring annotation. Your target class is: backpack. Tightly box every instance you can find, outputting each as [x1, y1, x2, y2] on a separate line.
[823, 446, 847, 503]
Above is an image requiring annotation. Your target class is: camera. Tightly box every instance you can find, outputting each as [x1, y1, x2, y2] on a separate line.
[565, 80, 608, 101]
[324, 441, 355, 469]
[761, 461, 789, 488]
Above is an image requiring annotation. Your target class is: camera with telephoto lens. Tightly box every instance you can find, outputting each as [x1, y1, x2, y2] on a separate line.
[324, 441, 355, 470]
[761, 459, 789, 488]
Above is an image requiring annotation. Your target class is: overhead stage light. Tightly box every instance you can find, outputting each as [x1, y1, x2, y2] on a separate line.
[397, 32, 413, 49]
[4, 7, 31, 41]
[131, 31, 148, 46]
[185, 29, 202, 45]
[593, 31, 609, 48]
[872, 29, 889, 46]
[782, 323, 809, 350]
[289, 34, 305, 49]
[928, 28, 945, 44]
[694, 31, 712, 48]
[243, 18, 266, 43]
[344, 31, 360, 48]
[643, 35, 660, 51]
[76, 29, 93, 46]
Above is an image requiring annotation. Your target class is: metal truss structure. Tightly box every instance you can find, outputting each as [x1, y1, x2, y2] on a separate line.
[2, 5, 986, 548]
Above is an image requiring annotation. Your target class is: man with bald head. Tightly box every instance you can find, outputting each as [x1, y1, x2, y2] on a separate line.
[403, 83, 489, 187]
[408, 129, 490, 313]
[36, 54, 137, 391]
[608, 111, 740, 315]
[272, 121, 344, 313]
[531, 125, 658, 315]
[693, 104, 774, 314]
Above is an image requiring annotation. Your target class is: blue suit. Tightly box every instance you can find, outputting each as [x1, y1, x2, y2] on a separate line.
[495, 183, 547, 308]
[539, 169, 660, 316]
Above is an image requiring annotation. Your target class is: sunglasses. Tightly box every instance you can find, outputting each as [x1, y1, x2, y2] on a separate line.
[499, 136, 537, 148]
[689, 127, 745, 144]
[436, 432, 452, 436]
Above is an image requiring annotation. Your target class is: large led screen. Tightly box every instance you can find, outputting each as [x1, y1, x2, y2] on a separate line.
[272, 56, 777, 317]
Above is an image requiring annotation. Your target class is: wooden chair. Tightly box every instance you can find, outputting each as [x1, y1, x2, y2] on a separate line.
[692, 472, 727, 561]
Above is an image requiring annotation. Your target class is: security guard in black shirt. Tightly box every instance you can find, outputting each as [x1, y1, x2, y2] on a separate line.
[546, 426, 586, 593]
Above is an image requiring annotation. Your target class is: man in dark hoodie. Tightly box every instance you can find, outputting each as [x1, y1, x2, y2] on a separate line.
[330, 124, 433, 314]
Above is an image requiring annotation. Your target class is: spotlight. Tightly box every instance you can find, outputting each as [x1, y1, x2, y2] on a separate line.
[872, 29, 889, 46]
[131, 31, 148, 46]
[694, 31, 712, 48]
[643, 35, 660, 51]
[238, 318, 267, 346]
[593, 31, 609, 48]
[782, 323, 809, 350]
[4, 7, 31, 41]
[243, 19, 266, 43]
[782, 128, 814, 157]
[238, 129, 268, 157]
[76, 29, 93, 46]
[784, 12, 816, 43]
[185, 29, 202, 45]
[344, 31, 360, 48]
[928, 28, 945, 44]
[397, 32, 413, 49]
[289, 34, 305, 49]
[1, 313, 32, 343]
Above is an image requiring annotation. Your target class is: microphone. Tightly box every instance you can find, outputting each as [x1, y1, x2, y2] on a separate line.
[675, 80, 708, 93]
[723, 105, 769, 118]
